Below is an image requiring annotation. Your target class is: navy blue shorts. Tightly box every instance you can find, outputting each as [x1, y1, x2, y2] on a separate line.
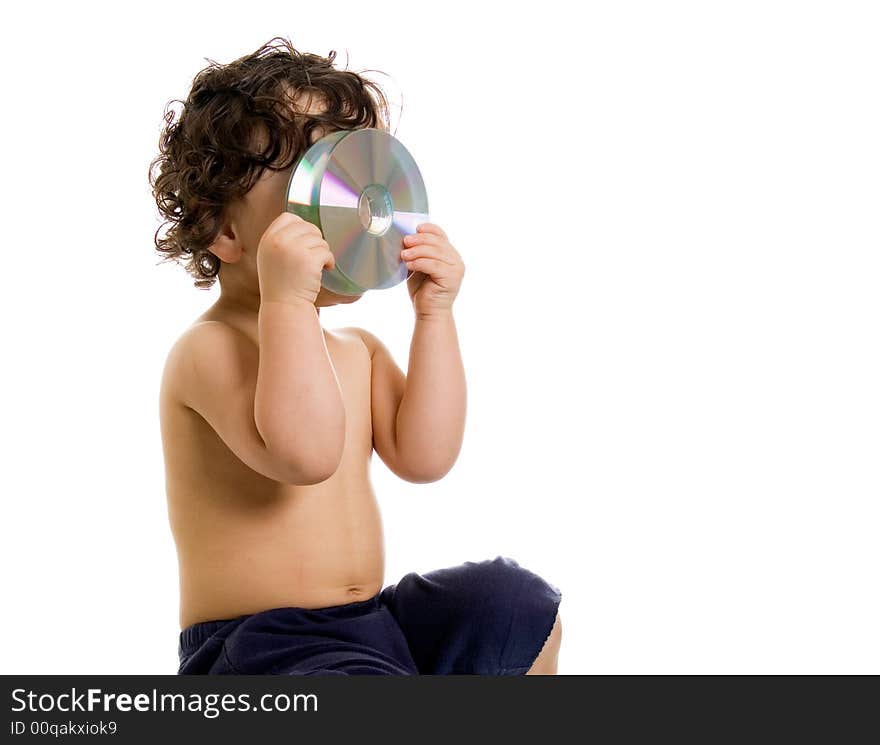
[178, 556, 562, 675]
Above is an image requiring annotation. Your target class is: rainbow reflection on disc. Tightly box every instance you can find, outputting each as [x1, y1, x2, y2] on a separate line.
[284, 128, 429, 296]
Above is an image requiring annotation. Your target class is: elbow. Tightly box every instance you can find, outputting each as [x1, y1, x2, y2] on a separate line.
[392, 426, 463, 484]
[397, 453, 458, 484]
[286, 464, 339, 486]
[259, 426, 345, 486]
[405, 470, 447, 485]
[280, 445, 344, 485]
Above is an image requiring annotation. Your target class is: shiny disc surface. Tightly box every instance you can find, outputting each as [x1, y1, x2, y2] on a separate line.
[285, 128, 429, 296]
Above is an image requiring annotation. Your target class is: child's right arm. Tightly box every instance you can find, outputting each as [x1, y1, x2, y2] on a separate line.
[254, 298, 346, 482]
[167, 214, 345, 486]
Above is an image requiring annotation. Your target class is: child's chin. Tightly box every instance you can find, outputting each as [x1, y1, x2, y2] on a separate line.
[333, 290, 363, 302]
[318, 289, 363, 306]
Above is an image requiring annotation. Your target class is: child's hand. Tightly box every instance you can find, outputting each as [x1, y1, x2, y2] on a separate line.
[256, 213, 336, 306]
[401, 223, 465, 319]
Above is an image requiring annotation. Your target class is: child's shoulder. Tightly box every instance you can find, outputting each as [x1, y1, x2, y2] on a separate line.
[334, 326, 386, 359]
[160, 319, 256, 409]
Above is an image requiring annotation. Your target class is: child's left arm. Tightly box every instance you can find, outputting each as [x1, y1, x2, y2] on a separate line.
[354, 222, 466, 483]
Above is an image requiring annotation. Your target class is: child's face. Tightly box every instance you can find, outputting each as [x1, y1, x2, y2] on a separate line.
[217, 90, 363, 308]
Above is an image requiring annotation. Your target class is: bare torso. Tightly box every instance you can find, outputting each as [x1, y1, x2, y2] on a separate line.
[160, 304, 385, 629]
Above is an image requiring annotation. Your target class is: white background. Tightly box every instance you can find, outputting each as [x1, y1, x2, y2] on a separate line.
[1, 0, 877, 674]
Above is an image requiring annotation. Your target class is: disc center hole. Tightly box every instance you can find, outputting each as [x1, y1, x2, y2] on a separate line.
[358, 184, 394, 236]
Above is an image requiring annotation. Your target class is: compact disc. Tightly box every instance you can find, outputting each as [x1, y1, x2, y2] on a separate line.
[284, 128, 429, 296]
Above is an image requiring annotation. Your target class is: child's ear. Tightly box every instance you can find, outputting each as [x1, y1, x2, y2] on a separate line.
[207, 233, 242, 263]
[207, 214, 243, 263]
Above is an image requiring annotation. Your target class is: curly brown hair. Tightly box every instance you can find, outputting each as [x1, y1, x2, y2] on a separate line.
[148, 36, 394, 289]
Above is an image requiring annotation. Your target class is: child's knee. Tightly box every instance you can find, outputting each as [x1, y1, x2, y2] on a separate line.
[547, 609, 562, 651]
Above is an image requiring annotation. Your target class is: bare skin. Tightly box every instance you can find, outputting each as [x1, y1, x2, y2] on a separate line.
[525, 612, 562, 675]
[159, 91, 560, 672]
